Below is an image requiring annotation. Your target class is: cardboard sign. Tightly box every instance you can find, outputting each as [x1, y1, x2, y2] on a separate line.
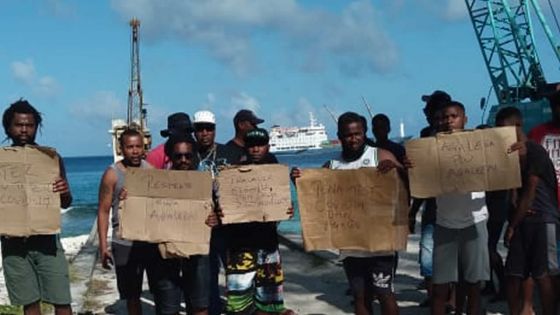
[120, 168, 213, 243]
[0, 146, 61, 236]
[297, 168, 409, 252]
[218, 164, 291, 224]
[406, 126, 521, 198]
[158, 242, 208, 258]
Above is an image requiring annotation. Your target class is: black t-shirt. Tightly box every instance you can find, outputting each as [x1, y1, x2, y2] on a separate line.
[223, 140, 246, 165]
[222, 153, 280, 251]
[519, 141, 559, 223]
[374, 139, 406, 165]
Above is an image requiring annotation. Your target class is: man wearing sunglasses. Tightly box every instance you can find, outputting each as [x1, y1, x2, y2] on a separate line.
[192, 110, 245, 315]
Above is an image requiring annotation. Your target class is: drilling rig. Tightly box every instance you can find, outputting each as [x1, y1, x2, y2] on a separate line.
[109, 18, 152, 161]
[465, 0, 560, 131]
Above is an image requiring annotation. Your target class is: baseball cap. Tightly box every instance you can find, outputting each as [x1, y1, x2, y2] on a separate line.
[233, 109, 264, 126]
[244, 128, 270, 147]
[193, 110, 216, 125]
[421, 90, 452, 116]
[160, 112, 193, 137]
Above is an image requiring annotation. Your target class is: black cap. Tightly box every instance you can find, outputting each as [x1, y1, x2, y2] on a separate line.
[421, 90, 451, 116]
[244, 128, 270, 147]
[160, 112, 193, 138]
[233, 109, 264, 126]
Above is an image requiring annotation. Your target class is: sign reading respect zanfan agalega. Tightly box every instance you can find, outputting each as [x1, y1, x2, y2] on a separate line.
[406, 126, 522, 198]
[120, 168, 213, 246]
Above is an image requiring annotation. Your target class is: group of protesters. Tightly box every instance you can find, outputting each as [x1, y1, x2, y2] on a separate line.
[1, 90, 560, 315]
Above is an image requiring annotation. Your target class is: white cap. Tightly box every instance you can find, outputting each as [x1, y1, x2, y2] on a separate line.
[193, 110, 216, 125]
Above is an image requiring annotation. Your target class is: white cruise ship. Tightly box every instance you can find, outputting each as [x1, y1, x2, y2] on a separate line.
[269, 112, 329, 153]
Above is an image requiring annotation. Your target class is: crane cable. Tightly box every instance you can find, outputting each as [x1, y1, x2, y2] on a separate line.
[548, 0, 560, 35]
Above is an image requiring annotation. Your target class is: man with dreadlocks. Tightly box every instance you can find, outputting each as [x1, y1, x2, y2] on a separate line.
[0, 99, 73, 315]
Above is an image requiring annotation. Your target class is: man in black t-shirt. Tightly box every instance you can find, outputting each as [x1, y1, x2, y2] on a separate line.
[224, 109, 264, 163]
[371, 113, 406, 165]
[221, 128, 293, 315]
[496, 107, 559, 315]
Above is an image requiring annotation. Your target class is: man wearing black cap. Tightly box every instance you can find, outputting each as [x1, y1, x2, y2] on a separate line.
[224, 109, 264, 163]
[147, 112, 193, 169]
[222, 128, 293, 315]
[408, 91, 452, 308]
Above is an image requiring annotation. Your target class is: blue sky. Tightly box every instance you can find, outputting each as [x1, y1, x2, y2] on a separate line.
[1, 0, 559, 157]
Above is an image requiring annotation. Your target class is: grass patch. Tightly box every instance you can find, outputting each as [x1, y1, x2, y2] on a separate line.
[0, 302, 54, 315]
[0, 304, 21, 315]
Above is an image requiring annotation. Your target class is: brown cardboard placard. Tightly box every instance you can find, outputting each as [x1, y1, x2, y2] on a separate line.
[218, 164, 291, 224]
[120, 168, 213, 244]
[406, 126, 521, 198]
[0, 146, 61, 236]
[158, 242, 209, 259]
[297, 168, 409, 252]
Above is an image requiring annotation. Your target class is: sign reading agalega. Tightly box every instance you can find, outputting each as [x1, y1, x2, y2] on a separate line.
[120, 168, 213, 244]
[406, 126, 522, 198]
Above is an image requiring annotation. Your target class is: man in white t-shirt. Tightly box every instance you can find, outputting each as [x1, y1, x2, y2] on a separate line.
[292, 112, 405, 315]
[425, 101, 490, 315]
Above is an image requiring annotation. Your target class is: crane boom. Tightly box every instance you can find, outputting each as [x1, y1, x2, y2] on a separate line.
[466, 0, 560, 130]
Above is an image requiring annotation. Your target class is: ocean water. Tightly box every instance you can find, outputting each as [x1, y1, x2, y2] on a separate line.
[60, 149, 340, 237]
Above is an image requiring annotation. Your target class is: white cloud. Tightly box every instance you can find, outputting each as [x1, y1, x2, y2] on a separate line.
[11, 60, 36, 85]
[442, 0, 468, 21]
[36, 76, 61, 98]
[44, 0, 77, 18]
[10, 59, 62, 98]
[70, 91, 124, 125]
[230, 92, 260, 113]
[110, 0, 398, 76]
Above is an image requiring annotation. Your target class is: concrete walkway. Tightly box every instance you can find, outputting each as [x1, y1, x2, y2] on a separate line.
[73, 231, 510, 315]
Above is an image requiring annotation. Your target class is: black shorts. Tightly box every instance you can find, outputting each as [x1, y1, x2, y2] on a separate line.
[342, 255, 396, 296]
[180, 255, 210, 309]
[112, 241, 161, 299]
[505, 220, 556, 279]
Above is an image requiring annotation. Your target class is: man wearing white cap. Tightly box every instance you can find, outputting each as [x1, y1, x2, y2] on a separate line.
[192, 110, 239, 315]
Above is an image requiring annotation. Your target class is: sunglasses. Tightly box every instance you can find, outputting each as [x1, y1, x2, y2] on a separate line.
[195, 124, 215, 132]
[171, 152, 194, 160]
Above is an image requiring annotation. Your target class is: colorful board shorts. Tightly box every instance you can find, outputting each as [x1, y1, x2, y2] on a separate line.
[1, 235, 72, 306]
[225, 248, 286, 315]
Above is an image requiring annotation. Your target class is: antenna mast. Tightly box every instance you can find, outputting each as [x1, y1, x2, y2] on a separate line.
[361, 96, 374, 119]
[127, 18, 145, 129]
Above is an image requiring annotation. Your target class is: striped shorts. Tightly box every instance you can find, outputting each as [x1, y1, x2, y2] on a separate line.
[225, 248, 286, 315]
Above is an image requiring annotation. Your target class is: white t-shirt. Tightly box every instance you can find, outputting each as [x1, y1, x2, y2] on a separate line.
[436, 191, 488, 229]
[330, 145, 394, 258]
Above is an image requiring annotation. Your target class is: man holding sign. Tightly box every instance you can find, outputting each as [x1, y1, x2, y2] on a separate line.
[97, 128, 166, 315]
[1, 100, 73, 315]
[407, 101, 490, 315]
[221, 128, 295, 315]
[292, 112, 404, 315]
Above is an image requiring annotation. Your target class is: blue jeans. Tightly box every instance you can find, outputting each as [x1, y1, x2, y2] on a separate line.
[419, 223, 434, 278]
[209, 228, 227, 315]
